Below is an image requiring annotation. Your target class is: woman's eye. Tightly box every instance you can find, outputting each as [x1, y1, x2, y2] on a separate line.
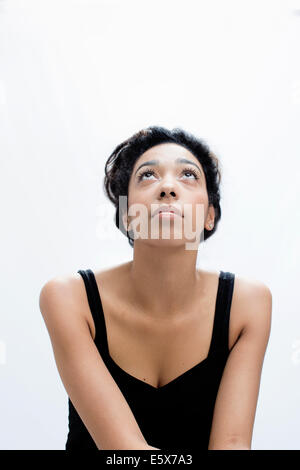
[182, 168, 199, 179]
[183, 171, 195, 179]
[138, 170, 155, 181]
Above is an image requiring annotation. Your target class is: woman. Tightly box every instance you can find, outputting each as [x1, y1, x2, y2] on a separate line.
[39, 126, 272, 450]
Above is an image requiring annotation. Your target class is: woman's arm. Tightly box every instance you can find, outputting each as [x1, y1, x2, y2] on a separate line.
[39, 277, 159, 450]
[208, 280, 272, 450]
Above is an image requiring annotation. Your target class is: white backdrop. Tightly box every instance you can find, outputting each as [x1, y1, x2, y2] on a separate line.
[0, 0, 299, 450]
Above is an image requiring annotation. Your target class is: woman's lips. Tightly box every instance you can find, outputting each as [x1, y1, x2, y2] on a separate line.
[152, 205, 183, 218]
[155, 211, 182, 218]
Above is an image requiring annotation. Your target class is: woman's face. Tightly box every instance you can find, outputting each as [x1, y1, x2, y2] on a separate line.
[124, 142, 215, 248]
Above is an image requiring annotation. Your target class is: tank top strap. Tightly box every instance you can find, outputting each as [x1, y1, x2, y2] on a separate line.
[208, 270, 235, 355]
[77, 269, 110, 359]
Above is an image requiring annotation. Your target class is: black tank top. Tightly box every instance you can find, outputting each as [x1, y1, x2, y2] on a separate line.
[65, 269, 235, 450]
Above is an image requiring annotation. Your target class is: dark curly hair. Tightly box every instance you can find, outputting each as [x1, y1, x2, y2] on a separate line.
[103, 125, 222, 248]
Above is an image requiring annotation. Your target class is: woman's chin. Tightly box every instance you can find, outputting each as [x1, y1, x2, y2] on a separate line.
[134, 236, 193, 249]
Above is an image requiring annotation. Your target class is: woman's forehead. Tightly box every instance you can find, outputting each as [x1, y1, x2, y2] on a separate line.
[134, 142, 201, 169]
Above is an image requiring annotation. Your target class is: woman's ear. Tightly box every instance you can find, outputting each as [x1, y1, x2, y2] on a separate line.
[206, 204, 215, 229]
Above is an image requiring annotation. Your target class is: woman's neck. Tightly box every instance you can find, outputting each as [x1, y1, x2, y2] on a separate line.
[126, 241, 204, 319]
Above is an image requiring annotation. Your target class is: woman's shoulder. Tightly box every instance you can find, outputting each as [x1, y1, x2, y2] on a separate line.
[226, 271, 272, 336]
[200, 267, 271, 294]
[39, 266, 121, 339]
[232, 272, 272, 300]
[196, 268, 272, 335]
[44, 261, 131, 287]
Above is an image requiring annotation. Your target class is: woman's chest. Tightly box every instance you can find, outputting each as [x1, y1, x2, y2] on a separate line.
[85, 271, 242, 389]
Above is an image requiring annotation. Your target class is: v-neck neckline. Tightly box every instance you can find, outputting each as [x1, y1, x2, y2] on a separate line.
[106, 348, 219, 391]
[88, 269, 224, 391]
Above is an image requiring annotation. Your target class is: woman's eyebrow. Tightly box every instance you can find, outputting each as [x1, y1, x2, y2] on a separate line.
[134, 158, 203, 176]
